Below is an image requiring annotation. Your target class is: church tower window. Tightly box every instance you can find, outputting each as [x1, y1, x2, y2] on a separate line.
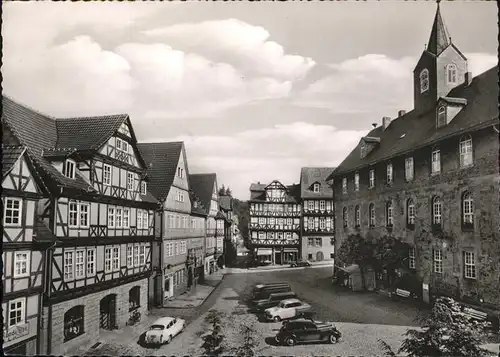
[446, 64, 457, 84]
[420, 69, 429, 93]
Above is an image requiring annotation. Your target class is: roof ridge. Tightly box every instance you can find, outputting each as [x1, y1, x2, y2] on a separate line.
[2, 95, 57, 122]
[55, 113, 129, 121]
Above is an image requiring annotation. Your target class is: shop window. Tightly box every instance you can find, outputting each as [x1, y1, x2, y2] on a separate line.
[129, 286, 140, 311]
[64, 306, 84, 342]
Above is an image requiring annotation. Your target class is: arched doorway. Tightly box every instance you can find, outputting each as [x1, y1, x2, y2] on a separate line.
[99, 294, 117, 330]
[316, 251, 324, 262]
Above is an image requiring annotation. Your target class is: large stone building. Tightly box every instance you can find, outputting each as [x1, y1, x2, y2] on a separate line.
[248, 180, 302, 264]
[329, 2, 499, 311]
[300, 167, 336, 262]
[3, 96, 158, 355]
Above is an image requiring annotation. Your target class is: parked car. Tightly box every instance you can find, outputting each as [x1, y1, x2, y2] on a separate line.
[254, 291, 298, 311]
[145, 317, 185, 345]
[251, 282, 291, 301]
[290, 260, 311, 268]
[275, 318, 342, 346]
[265, 298, 311, 322]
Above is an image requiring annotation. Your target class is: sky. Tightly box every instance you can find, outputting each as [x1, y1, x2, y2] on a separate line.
[2, 0, 497, 200]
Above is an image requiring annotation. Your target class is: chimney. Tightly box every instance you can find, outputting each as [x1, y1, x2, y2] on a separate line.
[372, 123, 377, 128]
[382, 116, 392, 130]
[398, 110, 406, 117]
[465, 72, 473, 86]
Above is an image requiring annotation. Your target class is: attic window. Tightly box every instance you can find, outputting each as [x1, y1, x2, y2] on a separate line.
[63, 159, 76, 179]
[140, 181, 147, 195]
[116, 138, 128, 153]
[437, 106, 447, 128]
[313, 183, 320, 193]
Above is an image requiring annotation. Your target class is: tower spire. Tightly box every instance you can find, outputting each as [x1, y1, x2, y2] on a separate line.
[426, 0, 451, 55]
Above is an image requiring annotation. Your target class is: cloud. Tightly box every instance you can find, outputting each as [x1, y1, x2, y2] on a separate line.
[144, 122, 367, 199]
[466, 53, 498, 76]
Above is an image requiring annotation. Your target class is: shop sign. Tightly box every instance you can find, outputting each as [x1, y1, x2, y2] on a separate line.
[4, 323, 29, 342]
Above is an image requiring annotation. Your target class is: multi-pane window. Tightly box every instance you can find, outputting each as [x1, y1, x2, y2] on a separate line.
[313, 183, 320, 193]
[405, 157, 414, 181]
[464, 251, 476, 279]
[433, 249, 443, 274]
[116, 137, 128, 153]
[369, 169, 375, 188]
[123, 208, 130, 228]
[134, 245, 139, 265]
[446, 64, 457, 84]
[69, 201, 89, 228]
[87, 249, 96, 276]
[116, 208, 123, 228]
[354, 205, 360, 227]
[315, 238, 322, 246]
[431, 147, 441, 174]
[108, 207, 115, 228]
[386, 201, 393, 227]
[8, 298, 24, 327]
[437, 106, 447, 128]
[462, 192, 474, 226]
[105, 248, 112, 272]
[432, 197, 442, 225]
[308, 201, 314, 210]
[166, 243, 173, 257]
[14, 252, 28, 277]
[64, 251, 74, 280]
[80, 203, 89, 228]
[320, 217, 326, 229]
[143, 210, 149, 228]
[112, 247, 120, 270]
[342, 178, 347, 194]
[139, 246, 146, 265]
[459, 135, 473, 167]
[407, 199, 415, 225]
[103, 164, 111, 186]
[127, 172, 134, 191]
[141, 182, 147, 195]
[342, 207, 348, 228]
[369, 203, 375, 227]
[64, 159, 76, 179]
[75, 250, 85, 278]
[127, 245, 133, 267]
[137, 210, 143, 229]
[420, 68, 429, 93]
[320, 200, 325, 210]
[386, 163, 393, 184]
[354, 173, 360, 191]
[69, 201, 79, 227]
[4, 198, 22, 225]
[308, 217, 314, 229]
[409, 247, 416, 269]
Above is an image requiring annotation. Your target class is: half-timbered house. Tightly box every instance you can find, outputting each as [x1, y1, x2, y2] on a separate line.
[2, 96, 158, 355]
[248, 180, 302, 264]
[219, 196, 234, 267]
[2, 145, 48, 356]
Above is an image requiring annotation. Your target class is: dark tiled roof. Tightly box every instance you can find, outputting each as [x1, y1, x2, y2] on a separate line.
[249, 180, 301, 203]
[426, 3, 450, 56]
[189, 173, 216, 212]
[331, 66, 499, 177]
[137, 142, 184, 202]
[189, 190, 208, 216]
[34, 218, 57, 242]
[219, 196, 232, 211]
[300, 167, 335, 199]
[2, 145, 26, 177]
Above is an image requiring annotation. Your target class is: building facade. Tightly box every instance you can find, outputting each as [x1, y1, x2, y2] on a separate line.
[300, 168, 336, 262]
[329, 2, 499, 310]
[3, 97, 157, 355]
[2, 146, 47, 356]
[248, 180, 302, 264]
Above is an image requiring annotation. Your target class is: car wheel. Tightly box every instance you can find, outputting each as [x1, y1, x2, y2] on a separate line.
[275, 336, 280, 344]
[273, 316, 281, 322]
[285, 336, 296, 346]
[328, 334, 338, 344]
[159, 336, 164, 345]
[167, 335, 172, 344]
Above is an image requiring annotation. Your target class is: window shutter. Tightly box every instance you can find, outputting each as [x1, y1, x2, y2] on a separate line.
[462, 251, 466, 278]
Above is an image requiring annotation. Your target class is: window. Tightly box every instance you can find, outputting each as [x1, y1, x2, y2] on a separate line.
[119, 122, 130, 135]
[75, 250, 85, 278]
[177, 167, 184, 178]
[9, 298, 25, 327]
[131, 245, 138, 266]
[69, 201, 89, 228]
[108, 208, 115, 228]
[14, 252, 29, 277]
[354, 173, 360, 191]
[446, 64, 457, 84]
[139, 245, 146, 265]
[437, 106, 447, 128]
[431, 146, 441, 174]
[116, 137, 128, 153]
[313, 183, 320, 193]
[464, 251, 476, 279]
[116, 208, 123, 228]
[127, 172, 134, 190]
[127, 245, 133, 267]
[87, 249, 96, 276]
[405, 198, 416, 227]
[64, 251, 74, 280]
[433, 249, 443, 274]
[320, 217, 326, 229]
[320, 200, 325, 210]
[80, 203, 89, 228]
[69, 201, 79, 227]
[342, 207, 348, 228]
[386, 163, 393, 184]
[315, 238, 322, 247]
[386, 201, 393, 227]
[354, 205, 360, 227]
[369, 203, 375, 227]
[462, 192, 474, 227]
[129, 286, 140, 312]
[432, 196, 442, 225]
[308, 201, 314, 210]
[112, 247, 120, 270]
[103, 164, 111, 186]
[459, 135, 473, 167]
[4, 198, 22, 226]
[137, 210, 143, 229]
[342, 178, 347, 194]
[409, 247, 416, 269]
[123, 208, 130, 228]
[166, 243, 173, 257]
[369, 169, 375, 189]
[141, 181, 147, 195]
[405, 157, 414, 181]
[285, 232, 292, 240]
[143, 211, 149, 228]
[64, 306, 84, 342]
[63, 159, 76, 179]
[420, 68, 429, 93]
[105, 248, 112, 272]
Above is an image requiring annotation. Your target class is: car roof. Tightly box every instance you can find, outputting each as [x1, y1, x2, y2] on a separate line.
[281, 298, 301, 304]
[152, 317, 174, 325]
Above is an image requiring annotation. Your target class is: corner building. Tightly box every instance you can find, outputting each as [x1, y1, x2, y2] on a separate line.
[329, 2, 499, 312]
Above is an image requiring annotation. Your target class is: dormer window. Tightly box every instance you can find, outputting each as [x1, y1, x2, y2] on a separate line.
[313, 183, 320, 193]
[140, 181, 147, 195]
[63, 159, 76, 179]
[420, 69, 429, 93]
[446, 64, 457, 84]
[342, 178, 347, 194]
[437, 106, 447, 128]
[177, 167, 184, 178]
[354, 173, 359, 191]
[386, 163, 393, 184]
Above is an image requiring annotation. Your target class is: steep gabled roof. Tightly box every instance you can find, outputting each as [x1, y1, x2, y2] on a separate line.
[248, 180, 301, 203]
[137, 141, 184, 202]
[300, 167, 335, 199]
[330, 66, 499, 178]
[426, 2, 451, 56]
[189, 173, 216, 212]
[189, 190, 208, 216]
[2, 145, 26, 178]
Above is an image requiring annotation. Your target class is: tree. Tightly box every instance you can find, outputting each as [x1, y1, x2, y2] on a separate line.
[224, 239, 237, 267]
[201, 309, 226, 356]
[218, 185, 226, 197]
[336, 234, 377, 290]
[225, 187, 232, 196]
[234, 321, 258, 357]
[379, 297, 490, 357]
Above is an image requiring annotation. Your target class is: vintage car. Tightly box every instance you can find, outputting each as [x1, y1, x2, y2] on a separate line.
[264, 298, 311, 322]
[145, 317, 185, 345]
[290, 260, 311, 268]
[275, 318, 342, 346]
[254, 291, 298, 312]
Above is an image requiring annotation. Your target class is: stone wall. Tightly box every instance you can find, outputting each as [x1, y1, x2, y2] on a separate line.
[301, 235, 335, 261]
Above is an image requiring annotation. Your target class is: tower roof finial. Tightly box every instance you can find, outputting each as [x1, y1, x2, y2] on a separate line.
[426, 0, 451, 55]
